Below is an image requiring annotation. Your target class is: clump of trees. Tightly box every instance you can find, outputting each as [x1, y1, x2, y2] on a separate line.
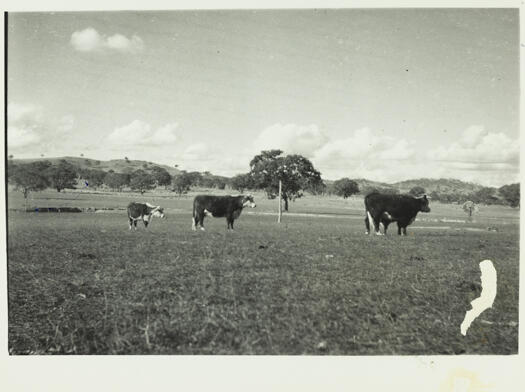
[47, 160, 78, 192]
[230, 173, 253, 193]
[8, 161, 51, 199]
[498, 183, 519, 207]
[104, 172, 130, 192]
[409, 186, 426, 197]
[248, 150, 324, 211]
[332, 178, 359, 198]
[429, 184, 519, 208]
[129, 169, 156, 194]
[172, 171, 194, 196]
[151, 166, 172, 189]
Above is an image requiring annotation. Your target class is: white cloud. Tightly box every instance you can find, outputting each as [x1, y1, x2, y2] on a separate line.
[150, 123, 178, 144]
[8, 102, 42, 123]
[8, 126, 41, 149]
[178, 143, 250, 174]
[7, 103, 43, 149]
[107, 120, 179, 146]
[106, 34, 144, 53]
[107, 120, 152, 145]
[428, 126, 519, 164]
[70, 28, 144, 53]
[58, 115, 75, 133]
[311, 127, 415, 178]
[252, 123, 328, 157]
[245, 125, 419, 182]
[70, 28, 103, 52]
[182, 143, 209, 161]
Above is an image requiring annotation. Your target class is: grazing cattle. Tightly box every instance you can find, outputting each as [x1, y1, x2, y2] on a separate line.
[364, 192, 430, 236]
[127, 202, 165, 230]
[192, 195, 256, 231]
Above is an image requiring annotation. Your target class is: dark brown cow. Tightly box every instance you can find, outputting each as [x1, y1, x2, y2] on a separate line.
[364, 193, 431, 236]
[192, 195, 256, 230]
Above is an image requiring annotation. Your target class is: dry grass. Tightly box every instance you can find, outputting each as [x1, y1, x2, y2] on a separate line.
[7, 192, 519, 355]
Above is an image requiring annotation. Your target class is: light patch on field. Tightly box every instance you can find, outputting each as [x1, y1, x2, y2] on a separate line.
[460, 260, 497, 336]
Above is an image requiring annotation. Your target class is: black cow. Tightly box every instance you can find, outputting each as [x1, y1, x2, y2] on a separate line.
[192, 195, 256, 231]
[127, 202, 165, 230]
[364, 193, 430, 236]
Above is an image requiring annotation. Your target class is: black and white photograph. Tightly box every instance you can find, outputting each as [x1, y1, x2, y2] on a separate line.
[2, 1, 523, 390]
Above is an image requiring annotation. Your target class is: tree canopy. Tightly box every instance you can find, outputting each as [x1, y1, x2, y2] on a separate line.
[151, 166, 172, 188]
[47, 160, 78, 192]
[249, 150, 323, 211]
[332, 178, 359, 199]
[104, 172, 130, 192]
[172, 171, 194, 196]
[230, 173, 253, 194]
[129, 170, 155, 194]
[8, 161, 51, 199]
[499, 183, 520, 207]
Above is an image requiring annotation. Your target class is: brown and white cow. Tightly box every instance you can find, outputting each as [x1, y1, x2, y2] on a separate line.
[127, 202, 165, 230]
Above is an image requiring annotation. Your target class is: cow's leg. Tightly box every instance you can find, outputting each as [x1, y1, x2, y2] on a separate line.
[129, 218, 133, 230]
[402, 227, 407, 236]
[192, 216, 197, 231]
[383, 221, 390, 235]
[134, 220, 138, 231]
[199, 214, 205, 231]
[367, 211, 381, 235]
[364, 214, 370, 235]
[373, 217, 383, 235]
[144, 220, 149, 229]
[227, 216, 234, 230]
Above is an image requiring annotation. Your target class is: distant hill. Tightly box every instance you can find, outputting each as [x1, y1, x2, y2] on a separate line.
[11, 156, 181, 177]
[348, 177, 485, 195]
[8, 157, 496, 195]
[391, 178, 484, 195]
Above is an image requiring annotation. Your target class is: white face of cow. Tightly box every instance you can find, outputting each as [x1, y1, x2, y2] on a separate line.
[152, 207, 165, 219]
[242, 195, 256, 208]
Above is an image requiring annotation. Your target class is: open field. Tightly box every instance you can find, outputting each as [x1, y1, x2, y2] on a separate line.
[7, 190, 519, 354]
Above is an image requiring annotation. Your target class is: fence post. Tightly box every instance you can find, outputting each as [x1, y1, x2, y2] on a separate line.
[278, 180, 282, 223]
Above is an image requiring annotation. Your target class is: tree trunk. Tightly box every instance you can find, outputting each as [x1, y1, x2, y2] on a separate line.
[278, 180, 282, 223]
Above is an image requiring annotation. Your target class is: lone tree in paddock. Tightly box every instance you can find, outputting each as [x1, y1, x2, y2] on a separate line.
[8, 161, 51, 199]
[47, 160, 78, 192]
[462, 200, 479, 221]
[249, 150, 324, 212]
[333, 178, 359, 199]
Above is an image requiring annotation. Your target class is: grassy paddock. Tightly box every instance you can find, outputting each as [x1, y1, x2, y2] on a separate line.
[7, 191, 519, 354]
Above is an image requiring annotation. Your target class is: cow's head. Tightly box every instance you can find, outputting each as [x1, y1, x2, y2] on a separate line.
[152, 206, 166, 219]
[417, 195, 431, 213]
[242, 195, 256, 208]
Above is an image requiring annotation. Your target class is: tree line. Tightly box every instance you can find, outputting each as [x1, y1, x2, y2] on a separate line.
[7, 159, 230, 199]
[7, 152, 520, 210]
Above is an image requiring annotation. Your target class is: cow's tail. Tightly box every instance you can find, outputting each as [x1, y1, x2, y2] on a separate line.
[192, 198, 196, 230]
[364, 195, 374, 234]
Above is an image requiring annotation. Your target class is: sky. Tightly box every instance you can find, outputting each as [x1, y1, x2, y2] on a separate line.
[7, 8, 520, 186]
